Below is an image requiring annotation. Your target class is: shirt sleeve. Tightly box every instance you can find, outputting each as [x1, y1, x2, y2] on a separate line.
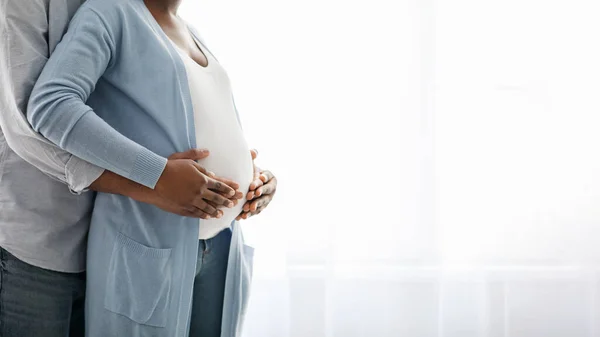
[0, 0, 104, 193]
[27, 7, 168, 189]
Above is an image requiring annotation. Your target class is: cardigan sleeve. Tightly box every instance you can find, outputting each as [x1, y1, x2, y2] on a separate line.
[27, 8, 167, 189]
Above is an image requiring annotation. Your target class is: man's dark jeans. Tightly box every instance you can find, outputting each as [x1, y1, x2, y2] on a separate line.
[0, 247, 85, 337]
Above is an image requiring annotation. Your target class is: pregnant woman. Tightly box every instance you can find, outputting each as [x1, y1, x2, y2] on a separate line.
[26, 0, 269, 336]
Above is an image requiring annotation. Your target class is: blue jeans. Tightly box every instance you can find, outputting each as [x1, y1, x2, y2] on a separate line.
[0, 247, 85, 337]
[189, 228, 232, 337]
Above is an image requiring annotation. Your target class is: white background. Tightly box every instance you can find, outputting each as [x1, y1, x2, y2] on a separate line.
[181, 0, 600, 336]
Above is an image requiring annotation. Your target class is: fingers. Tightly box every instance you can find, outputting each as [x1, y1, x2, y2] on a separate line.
[207, 196, 240, 208]
[168, 206, 202, 218]
[250, 205, 267, 218]
[250, 149, 261, 181]
[216, 190, 243, 201]
[242, 194, 272, 214]
[248, 177, 264, 192]
[205, 177, 236, 197]
[247, 178, 269, 200]
[251, 195, 272, 212]
[188, 161, 215, 178]
[184, 207, 218, 219]
[259, 170, 275, 183]
[169, 148, 210, 160]
[252, 165, 260, 182]
[252, 167, 260, 184]
[248, 177, 276, 200]
[203, 189, 236, 208]
[193, 162, 241, 193]
[209, 186, 243, 201]
[188, 161, 241, 197]
[250, 199, 260, 212]
[189, 199, 222, 218]
[211, 175, 240, 191]
[238, 204, 266, 220]
[254, 205, 266, 215]
[238, 203, 252, 220]
[187, 196, 243, 219]
[256, 180, 277, 197]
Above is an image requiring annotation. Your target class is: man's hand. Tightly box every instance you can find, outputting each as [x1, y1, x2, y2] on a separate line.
[236, 149, 277, 220]
[155, 149, 243, 219]
[90, 149, 243, 219]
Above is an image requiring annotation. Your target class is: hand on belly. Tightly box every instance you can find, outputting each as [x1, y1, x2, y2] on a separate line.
[197, 146, 254, 227]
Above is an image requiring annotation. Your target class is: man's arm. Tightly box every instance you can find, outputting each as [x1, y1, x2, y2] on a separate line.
[0, 0, 103, 193]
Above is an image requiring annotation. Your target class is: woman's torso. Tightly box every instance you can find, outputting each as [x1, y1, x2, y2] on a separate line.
[79, 0, 253, 335]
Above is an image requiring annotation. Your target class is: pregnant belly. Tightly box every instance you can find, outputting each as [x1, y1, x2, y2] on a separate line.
[195, 130, 254, 229]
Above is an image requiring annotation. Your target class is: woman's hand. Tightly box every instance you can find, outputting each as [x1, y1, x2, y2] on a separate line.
[236, 149, 277, 220]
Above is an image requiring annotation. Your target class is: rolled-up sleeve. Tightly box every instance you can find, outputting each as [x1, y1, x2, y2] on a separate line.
[0, 0, 104, 193]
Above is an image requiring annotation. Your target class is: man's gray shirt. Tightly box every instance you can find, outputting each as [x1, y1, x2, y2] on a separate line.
[0, 0, 105, 272]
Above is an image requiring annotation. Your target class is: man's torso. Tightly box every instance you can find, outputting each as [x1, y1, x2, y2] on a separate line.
[0, 0, 93, 272]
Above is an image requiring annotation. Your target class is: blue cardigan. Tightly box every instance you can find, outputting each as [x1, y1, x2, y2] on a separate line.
[27, 0, 254, 336]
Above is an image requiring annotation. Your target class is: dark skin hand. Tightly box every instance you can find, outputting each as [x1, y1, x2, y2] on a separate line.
[157, 149, 243, 218]
[90, 149, 243, 219]
[236, 149, 277, 220]
[154, 150, 245, 219]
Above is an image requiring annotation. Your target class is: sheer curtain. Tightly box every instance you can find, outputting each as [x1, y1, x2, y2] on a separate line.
[180, 0, 600, 336]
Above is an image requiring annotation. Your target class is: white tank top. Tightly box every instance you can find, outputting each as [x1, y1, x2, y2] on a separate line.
[172, 39, 254, 240]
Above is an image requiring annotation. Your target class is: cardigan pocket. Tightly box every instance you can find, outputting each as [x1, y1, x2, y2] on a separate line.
[104, 233, 172, 328]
